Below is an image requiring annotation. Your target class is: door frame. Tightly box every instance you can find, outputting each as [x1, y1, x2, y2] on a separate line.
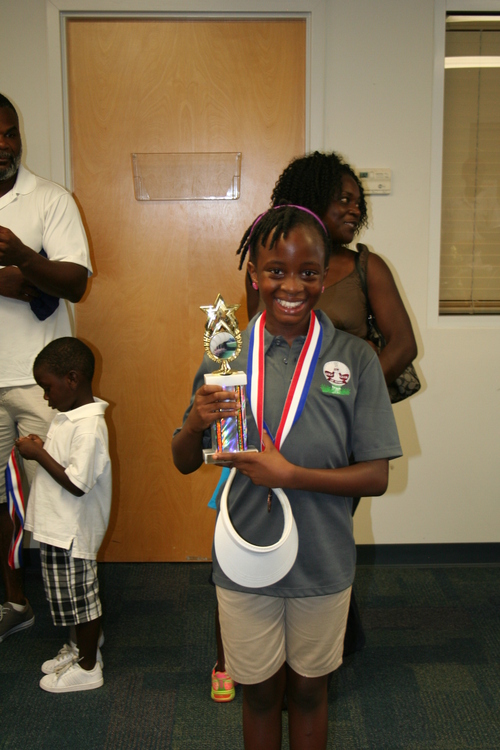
[46, 0, 326, 188]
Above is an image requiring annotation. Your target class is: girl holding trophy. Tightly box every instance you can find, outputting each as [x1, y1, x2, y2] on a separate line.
[172, 205, 401, 750]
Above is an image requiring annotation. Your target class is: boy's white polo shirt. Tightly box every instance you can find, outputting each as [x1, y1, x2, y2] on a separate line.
[25, 398, 111, 560]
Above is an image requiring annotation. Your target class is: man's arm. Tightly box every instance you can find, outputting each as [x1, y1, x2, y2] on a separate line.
[0, 226, 87, 302]
[0, 266, 39, 301]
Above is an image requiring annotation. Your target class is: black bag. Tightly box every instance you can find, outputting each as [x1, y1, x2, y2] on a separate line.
[355, 246, 420, 404]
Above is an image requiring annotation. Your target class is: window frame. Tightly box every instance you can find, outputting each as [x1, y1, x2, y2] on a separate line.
[429, 0, 500, 329]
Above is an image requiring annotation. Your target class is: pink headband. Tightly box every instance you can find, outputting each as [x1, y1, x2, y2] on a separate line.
[248, 204, 328, 241]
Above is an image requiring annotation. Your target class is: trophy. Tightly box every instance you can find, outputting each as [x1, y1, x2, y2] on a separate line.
[201, 294, 256, 464]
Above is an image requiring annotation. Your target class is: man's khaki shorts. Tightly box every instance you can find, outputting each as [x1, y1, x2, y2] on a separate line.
[0, 385, 52, 503]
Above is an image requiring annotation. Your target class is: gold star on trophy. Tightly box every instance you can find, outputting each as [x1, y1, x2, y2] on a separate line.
[200, 294, 241, 336]
[201, 294, 242, 375]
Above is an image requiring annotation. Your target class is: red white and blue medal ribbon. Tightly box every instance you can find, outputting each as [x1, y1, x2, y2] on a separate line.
[247, 311, 323, 450]
[5, 448, 26, 570]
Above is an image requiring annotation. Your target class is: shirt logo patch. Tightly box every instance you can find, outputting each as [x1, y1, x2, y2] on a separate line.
[322, 361, 351, 396]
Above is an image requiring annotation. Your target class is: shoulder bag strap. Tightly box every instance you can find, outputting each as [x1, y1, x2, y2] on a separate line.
[354, 243, 371, 313]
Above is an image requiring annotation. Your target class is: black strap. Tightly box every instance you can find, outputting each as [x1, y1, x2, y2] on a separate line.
[354, 243, 373, 316]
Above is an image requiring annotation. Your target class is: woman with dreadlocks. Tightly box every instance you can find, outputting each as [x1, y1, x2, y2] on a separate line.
[173, 205, 401, 749]
[239, 151, 417, 387]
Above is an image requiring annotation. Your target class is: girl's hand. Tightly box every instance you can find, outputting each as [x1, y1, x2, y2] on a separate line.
[15, 435, 43, 460]
[186, 384, 239, 434]
[172, 384, 240, 474]
[214, 432, 294, 488]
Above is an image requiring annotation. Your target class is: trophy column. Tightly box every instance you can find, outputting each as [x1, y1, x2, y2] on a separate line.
[203, 371, 248, 463]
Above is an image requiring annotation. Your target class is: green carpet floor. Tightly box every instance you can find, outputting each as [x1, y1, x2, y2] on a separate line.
[1, 562, 499, 749]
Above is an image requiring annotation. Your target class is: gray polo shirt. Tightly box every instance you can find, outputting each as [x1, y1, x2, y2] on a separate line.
[177, 311, 402, 597]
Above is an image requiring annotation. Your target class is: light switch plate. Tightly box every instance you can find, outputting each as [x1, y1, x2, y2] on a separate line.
[357, 168, 391, 195]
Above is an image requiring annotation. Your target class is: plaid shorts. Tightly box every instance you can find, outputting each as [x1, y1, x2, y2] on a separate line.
[40, 544, 102, 627]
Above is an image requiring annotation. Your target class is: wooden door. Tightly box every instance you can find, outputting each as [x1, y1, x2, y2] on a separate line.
[66, 18, 305, 561]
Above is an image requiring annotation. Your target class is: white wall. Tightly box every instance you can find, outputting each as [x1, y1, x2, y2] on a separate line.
[0, 0, 52, 177]
[2, 0, 499, 545]
[325, 0, 500, 544]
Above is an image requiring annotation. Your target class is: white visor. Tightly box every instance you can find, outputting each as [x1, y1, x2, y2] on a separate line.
[214, 468, 298, 588]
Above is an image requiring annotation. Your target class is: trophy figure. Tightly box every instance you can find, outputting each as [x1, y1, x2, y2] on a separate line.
[201, 294, 255, 464]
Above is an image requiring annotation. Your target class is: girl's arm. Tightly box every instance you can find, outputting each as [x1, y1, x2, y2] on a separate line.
[214, 433, 389, 497]
[15, 436, 84, 496]
[172, 385, 239, 474]
[366, 252, 418, 386]
[171, 420, 206, 475]
[289, 457, 388, 497]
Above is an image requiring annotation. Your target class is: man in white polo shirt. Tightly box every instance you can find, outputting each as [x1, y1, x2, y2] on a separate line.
[0, 93, 92, 642]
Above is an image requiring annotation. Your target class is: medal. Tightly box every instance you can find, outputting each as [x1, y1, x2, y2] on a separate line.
[248, 311, 323, 509]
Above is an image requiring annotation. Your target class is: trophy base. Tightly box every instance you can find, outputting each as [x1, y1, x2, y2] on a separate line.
[203, 447, 258, 465]
[204, 371, 247, 386]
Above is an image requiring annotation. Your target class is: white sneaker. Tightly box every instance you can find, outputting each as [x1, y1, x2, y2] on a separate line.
[40, 660, 103, 693]
[41, 643, 104, 674]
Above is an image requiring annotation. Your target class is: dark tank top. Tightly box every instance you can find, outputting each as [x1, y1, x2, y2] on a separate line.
[315, 245, 369, 338]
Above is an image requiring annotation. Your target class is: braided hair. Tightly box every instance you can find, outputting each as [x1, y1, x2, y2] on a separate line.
[272, 151, 367, 226]
[236, 205, 331, 271]
[237, 152, 367, 269]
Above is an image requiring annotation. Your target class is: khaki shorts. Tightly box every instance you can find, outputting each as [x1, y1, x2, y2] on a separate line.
[0, 385, 52, 503]
[216, 585, 351, 684]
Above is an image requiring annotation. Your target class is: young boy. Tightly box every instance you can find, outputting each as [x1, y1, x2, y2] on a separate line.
[16, 337, 111, 693]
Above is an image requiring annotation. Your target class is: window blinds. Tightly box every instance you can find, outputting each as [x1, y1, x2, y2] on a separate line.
[440, 18, 500, 314]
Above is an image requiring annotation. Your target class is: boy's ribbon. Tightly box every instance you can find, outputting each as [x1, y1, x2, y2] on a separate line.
[5, 448, 26, 569]
[247, 311, 323, 450]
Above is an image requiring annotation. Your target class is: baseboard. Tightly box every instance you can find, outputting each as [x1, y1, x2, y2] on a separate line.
[24, 543, 500, 568]
[356, 543, 500, 566]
